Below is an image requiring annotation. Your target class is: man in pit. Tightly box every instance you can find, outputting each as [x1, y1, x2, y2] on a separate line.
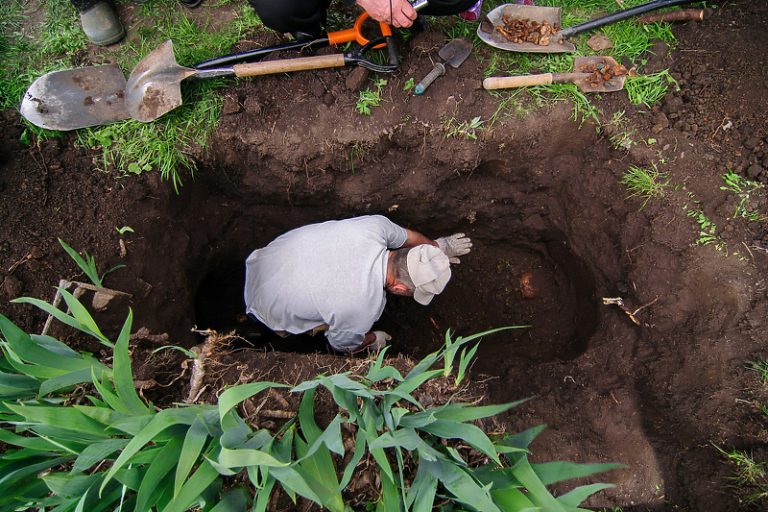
[244, 215, 471, 353]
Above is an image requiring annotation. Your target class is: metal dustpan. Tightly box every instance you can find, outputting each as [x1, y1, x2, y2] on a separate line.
[19, 65, 129, 131]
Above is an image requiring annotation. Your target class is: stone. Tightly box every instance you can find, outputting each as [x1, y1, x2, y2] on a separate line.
[662, 95, 684, 114]
[743, 136, 761, 150]
[221, 96, 242, 115]
[345, 66, 370, 92]
[92, 291, 114, 312]
[587, 33, 613, 51]
[2, 275, 22, 298]
[747, 164, 764, 179]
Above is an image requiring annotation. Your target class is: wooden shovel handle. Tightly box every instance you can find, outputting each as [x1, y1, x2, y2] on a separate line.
[232, 54, 346, 77]
[636, 8, 705, 23]
[483, 74, 553, 90]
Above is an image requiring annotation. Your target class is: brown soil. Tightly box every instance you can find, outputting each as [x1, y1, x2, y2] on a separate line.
[2, 1, 768, 510]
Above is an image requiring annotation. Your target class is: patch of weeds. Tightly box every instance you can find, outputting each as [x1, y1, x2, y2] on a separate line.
[78, 80, 223, 192]
[714, 445, 768, 505]
[605, 111, 637, 151]
[40, 0, 88, 56]
[747, 360, 768, 385]
[348, 141, 371, 173]
[720, 170, 766, 221]
[356, 78, 388, 115]
[58, 239, 124, 287]
[445, 115, 484, 140]
[620, 164, 669, 209]
[626, 70, 678, 107]
[686, 207, 724, 250]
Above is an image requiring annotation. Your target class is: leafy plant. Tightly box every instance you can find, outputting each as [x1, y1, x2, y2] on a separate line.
[747, 360, 768, 385]
[356, 78, 388, 115]
[1, 289, 621, 511]
[620, 165, 669, 209]
[116, 226, 135, 235]
[403, 77, 415, 92]
[720, 170, 766, 221]
[686, 208, 723, 249]
[58, 239, 124, 287]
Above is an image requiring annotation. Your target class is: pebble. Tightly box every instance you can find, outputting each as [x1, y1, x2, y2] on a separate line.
[2, 275, 23, 298]
[747, 164, 764, 179]
[743, 136, 761, 150]
[345, 66, 370, 92]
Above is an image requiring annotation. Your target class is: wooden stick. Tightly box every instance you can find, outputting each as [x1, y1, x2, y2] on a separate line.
[637, 9, 705, 24]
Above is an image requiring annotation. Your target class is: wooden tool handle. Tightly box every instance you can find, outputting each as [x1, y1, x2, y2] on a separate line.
[232, 54, 346, 77]
[636, 8, 705, 23]
[483, 74, 553, 90]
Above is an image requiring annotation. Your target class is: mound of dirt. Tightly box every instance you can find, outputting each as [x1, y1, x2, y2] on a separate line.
[2, 1, 768, 510]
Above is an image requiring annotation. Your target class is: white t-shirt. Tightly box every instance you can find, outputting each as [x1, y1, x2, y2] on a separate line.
[244, 216, 408, 352]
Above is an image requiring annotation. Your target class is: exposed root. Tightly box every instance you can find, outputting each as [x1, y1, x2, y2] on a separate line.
[130, 327, 170, 344]
[185, 329, 234, 403]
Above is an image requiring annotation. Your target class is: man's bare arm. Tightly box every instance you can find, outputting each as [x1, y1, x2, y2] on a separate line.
[403, 228, 438, 248]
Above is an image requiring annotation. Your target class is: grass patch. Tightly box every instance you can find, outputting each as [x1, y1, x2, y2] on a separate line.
[620, 164, 669, 209]
[435, 0, 680, 122]
[4, 0, 264, 191]
[626, 69, 678, 107]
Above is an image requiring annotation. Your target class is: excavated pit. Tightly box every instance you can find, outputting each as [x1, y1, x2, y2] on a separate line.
[180, 116, 618, 375]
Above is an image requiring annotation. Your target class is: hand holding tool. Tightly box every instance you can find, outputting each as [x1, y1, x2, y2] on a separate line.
[414, 38, 472, 95]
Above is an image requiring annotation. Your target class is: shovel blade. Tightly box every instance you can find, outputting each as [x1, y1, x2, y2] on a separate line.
[20, 65, 130, 131]
[573, 56, 627, 93]
[126, 40, 195, 122]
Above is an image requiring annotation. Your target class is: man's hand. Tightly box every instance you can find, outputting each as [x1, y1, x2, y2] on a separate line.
[356, 0, 417, 28]
[369, 330, 392, 351]
[436, 233, 472, 264]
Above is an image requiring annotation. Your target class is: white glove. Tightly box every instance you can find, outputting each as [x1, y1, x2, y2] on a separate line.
[436, 233, 472, 264]
[370, 331, 392, 351]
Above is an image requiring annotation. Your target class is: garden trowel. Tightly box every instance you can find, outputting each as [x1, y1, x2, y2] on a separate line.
[414, 38, 472, 95]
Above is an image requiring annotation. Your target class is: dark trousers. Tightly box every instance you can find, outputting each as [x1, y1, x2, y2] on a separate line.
[249, 0, 478, 35]
[71, 0, 102, 12]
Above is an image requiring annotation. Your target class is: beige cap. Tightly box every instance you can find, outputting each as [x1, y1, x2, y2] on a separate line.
[407, 244, 452, 306]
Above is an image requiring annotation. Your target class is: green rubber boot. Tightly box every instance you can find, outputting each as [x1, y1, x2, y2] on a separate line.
[79, 1, 125, 46]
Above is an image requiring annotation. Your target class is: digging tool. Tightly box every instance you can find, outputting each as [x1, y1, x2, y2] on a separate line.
[19, 65, 129, 131]
[20, 5, 425, 130]
[413, 38, 472, 95]
[478, 0, 699, 53]
[483, 56, 628, 93]
[126, 37, 400, 122]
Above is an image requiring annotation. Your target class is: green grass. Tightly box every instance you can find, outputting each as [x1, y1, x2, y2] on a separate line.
[3, 0, 264, 191]
[620, 164, 669, 209]
[435, 0, 681, 123]
[747, 360, 768, 385]
[715, 445, 768, 505]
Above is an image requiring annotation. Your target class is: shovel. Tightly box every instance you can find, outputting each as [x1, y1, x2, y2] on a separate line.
[478, 0, 699, 53]
[20, 17, 400, 130]
[413, 38, 472, 95]
[483, 56, 628, 93]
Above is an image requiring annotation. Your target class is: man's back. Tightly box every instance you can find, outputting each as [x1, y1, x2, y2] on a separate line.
[244, 216, 407, 351]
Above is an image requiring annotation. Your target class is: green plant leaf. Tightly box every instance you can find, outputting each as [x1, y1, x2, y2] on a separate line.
[11, 296, 112, 347]
[218, 381, 288, 422]
[100, 408, 202, 494]
[161, 458, 220, 512]
[72, 438, 130, 473]
[422, 457, 501, 512]
[532, 461, 625, 486]
[558, 483, 615, 508]
[113, 309, 151, 415]
[208, 487, 249, 512]
[174, 416, 211, 497]
[134, 437, 183, 512]
[421, 419, 500, 465]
